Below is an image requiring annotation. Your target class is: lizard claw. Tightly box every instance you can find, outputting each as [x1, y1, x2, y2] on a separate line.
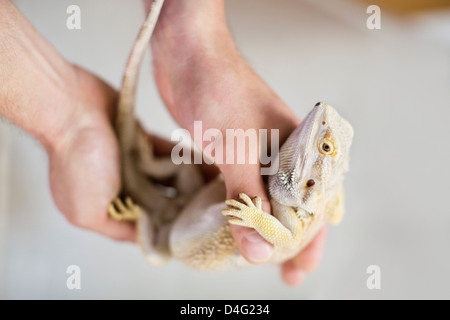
[251, 195, 262, 210]
[108, 197, 140, 222]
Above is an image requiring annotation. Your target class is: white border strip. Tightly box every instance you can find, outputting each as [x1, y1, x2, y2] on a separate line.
[0, 123, 10, 298]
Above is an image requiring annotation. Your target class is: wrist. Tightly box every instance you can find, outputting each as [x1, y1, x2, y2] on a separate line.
[0, 1, 117, 154]
[149, 0, 243, 124]
[150, 0, 232, 64]
[146, 0, 227, 34]
[45, 66, 118, 155]
[0, 2, 80, 152]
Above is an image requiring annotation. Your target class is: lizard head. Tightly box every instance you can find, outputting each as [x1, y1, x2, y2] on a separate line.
[268, 102, 354, 214]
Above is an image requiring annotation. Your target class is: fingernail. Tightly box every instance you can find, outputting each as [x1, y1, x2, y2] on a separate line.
[242, 231, 273, 263]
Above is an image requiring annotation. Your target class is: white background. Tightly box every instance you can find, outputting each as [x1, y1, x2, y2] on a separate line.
[1, 0, 450, 299]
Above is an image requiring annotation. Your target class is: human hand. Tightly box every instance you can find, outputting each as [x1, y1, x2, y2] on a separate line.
[0, 1, 134, 241]
[47, 67, 136, 241]
[146, 0, 327, 285]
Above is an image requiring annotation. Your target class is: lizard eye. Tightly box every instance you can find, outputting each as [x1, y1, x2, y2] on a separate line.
[319, 138, 335, 155]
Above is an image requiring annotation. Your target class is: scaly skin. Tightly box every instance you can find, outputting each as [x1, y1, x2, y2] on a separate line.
[109, 1, 354, 271]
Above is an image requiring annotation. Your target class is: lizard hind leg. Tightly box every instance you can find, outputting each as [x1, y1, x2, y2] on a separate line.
[108, 197, 140, 222]
[108, 196, 171, 265]
[137, 209, 171, 265]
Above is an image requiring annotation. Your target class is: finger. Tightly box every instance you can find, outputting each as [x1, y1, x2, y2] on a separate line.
[91, 217, 137, 242]
[290, 226, 328, 272]
[67, 205, 137, 242]
[144, 131, 220, 182]
[279, 226, 327, 286]
[280, 262, 306, 287]
[230, 227, 273, 264]
[223, 164, 274, 264]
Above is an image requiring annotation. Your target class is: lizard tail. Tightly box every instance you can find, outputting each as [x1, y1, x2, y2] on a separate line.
[116, 0, 165, 151]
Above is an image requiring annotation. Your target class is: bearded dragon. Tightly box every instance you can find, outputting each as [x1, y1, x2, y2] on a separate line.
[108, 0, 354, 270]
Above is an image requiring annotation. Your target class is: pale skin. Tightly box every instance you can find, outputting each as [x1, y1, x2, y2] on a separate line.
[0, 0, 326, 285]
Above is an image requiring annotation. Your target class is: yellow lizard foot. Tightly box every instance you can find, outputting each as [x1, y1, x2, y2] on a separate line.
[108, 197, 140, 222]
[223, 193, 304, 249]
[222, 193, 266, 228]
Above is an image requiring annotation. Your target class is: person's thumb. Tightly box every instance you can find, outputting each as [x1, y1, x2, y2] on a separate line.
[222, 163, 274, 264]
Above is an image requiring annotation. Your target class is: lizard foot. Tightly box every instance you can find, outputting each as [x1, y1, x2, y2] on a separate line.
[222, 193, 266, 228]
[108, 197, 140, 222]
[223, 193, 306, 250]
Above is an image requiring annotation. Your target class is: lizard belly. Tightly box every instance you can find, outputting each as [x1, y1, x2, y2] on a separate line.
[170, 177, 249, 271]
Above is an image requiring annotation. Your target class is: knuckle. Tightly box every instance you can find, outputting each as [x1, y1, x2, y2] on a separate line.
[294, 256, 319, 272]
[300, 261, 319, 273]
[66, 212, 96, 229]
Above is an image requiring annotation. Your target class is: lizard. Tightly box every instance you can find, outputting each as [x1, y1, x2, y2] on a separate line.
[108, 0, 354, 271]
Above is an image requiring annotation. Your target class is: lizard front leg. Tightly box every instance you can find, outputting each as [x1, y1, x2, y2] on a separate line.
[222, 193, 305, 250]
[326, 187, 345, 225]
[109, 196, 171, 265]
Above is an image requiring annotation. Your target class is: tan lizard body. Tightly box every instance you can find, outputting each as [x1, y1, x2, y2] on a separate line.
[108, 0, 354, 270]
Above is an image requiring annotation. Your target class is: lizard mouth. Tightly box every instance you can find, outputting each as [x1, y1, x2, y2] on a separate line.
[297, 103, 327, 181]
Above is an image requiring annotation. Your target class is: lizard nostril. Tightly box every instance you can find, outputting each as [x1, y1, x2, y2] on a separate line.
[306, 179, 315, 187]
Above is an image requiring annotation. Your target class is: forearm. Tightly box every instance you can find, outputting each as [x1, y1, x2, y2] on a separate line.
[0, 1, 85, 151]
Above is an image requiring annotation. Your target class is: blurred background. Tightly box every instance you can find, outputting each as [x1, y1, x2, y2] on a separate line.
[1, 0, 449, 299]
